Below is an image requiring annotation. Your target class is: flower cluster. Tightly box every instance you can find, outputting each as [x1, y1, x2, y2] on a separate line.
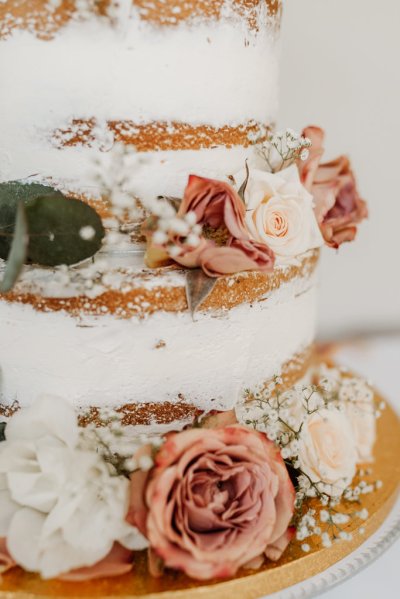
[143, 175, 276, 276]
[143, 124, 368, 278]
[0, 366, 382, 582]
[258, 128, 313, 173]
[236, 365, 382, 551]
[0, 397, 149, 580]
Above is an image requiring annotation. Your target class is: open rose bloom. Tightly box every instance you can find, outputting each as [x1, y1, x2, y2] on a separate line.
[128, 426, 295, 580]
[299, 126, 368, 248]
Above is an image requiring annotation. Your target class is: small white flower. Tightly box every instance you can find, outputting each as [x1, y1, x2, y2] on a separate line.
[138, 455, 153, 472]
[152, 230, 168, 245]
[300, 149, 310, 161]
[0, 396, 148, 579]
[79, 226, 95, 241]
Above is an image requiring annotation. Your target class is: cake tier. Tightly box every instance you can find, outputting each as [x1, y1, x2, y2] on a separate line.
[0, 1, 281, 202]
[0, 250, 318, 423]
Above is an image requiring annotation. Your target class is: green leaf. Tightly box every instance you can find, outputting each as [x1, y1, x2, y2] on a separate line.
[0, 422, 6, 442]
[0, 201, 28, 292]
[0, 182, 63, 260]
[24, 194, 105, 266]
[186, 268, 217, 317]
[0, 181, 105, 267]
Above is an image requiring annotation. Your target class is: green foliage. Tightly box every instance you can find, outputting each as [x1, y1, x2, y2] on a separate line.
[0, 182, 105, 281]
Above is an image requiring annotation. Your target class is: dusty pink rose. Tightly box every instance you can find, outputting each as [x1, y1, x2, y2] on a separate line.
[178, 174, 249, 239]
[128, 426, 295, 581]
[198, 238, 275, 277]
[0, 538, 16, 574]
[298, 126, 325, 192]
[299, 126, 368, 248]
[145, 175, 275, 277]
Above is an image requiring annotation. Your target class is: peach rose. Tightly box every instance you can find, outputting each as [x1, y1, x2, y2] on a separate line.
[242, 165, 323, 261]
[298, 410, 358, 496]
[300, 126, 368, 248]
[339, 379, 376, 463]
[128, 426, 295, 580]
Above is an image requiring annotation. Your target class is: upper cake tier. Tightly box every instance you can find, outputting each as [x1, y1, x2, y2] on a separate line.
[0, 0, 281, 202]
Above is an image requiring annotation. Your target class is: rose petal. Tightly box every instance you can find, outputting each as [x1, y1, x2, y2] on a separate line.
[58, 543, 133, 582]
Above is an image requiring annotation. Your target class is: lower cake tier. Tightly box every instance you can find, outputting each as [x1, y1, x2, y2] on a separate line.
[0, 364, 398, 598]
[0, 251, 318, 420]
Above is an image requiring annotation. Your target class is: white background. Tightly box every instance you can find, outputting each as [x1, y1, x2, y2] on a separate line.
[279, 0, 400, 339]
[279, 3, 399, 597]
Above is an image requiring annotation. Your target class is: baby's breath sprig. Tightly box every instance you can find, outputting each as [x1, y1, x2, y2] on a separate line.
[258, 128, 312, 173]
[293, 469, 381, 552]
[143, 198, 203, 259]
[78, 407, 163, 477]
[236, 365, 383, 552]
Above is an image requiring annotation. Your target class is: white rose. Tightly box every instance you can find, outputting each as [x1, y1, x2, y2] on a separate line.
[298, 409, 358, 496]
[339, 378, 376, 463]
[238, 165, 323, 262]
[0, 396, 148, 579]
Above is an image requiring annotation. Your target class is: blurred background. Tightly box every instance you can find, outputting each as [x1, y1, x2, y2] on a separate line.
[277, 3, 400, 598]
[279, 0, 400, 340]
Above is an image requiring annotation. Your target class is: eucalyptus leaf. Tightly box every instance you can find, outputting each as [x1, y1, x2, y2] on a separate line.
[238, 160, 250, 204]
[0, 201, 28, 292]
[0, 182, 64, 260]
[24, 194, 105, 266]
[0, 422, 6, 442]
[186, 268, 217, 317]
[0, 181, 105, 267]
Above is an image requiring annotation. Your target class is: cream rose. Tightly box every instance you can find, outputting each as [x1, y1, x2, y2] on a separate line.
[239, 165, 323, 261]
[298, 409, 357, 496]
[339, 379, 376, 463]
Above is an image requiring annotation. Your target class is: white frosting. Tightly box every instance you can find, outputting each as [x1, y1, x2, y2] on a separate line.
[0, 10, 279, 199]
[0, 274, 317, 411]
[7, 146, 263, 204]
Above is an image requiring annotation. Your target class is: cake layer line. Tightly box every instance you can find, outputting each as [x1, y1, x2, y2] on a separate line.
[0, 0, 281, 39]
[1, 251, 319, 318]
[52, 119, 268, 152]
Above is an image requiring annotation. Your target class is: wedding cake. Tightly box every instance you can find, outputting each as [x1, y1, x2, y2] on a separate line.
[0, 1, 383, 594]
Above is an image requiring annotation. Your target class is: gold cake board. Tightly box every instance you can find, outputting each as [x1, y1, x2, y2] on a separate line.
[0, 391, 399, 599]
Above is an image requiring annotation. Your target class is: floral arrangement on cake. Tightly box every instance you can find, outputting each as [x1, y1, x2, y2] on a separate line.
[0, 365, 383, 582]
[141, 126, 368, 279]
[0, 126, 367, 302]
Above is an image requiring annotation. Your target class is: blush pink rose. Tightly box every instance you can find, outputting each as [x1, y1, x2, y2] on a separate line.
[299, 126, 368, 248]
[198, 238, 275, 277]
[178, 174, 249, 239]
[128, 426, 295, 581]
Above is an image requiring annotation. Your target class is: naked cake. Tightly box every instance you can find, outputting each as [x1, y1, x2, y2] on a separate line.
[0, 2, 392, 597]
